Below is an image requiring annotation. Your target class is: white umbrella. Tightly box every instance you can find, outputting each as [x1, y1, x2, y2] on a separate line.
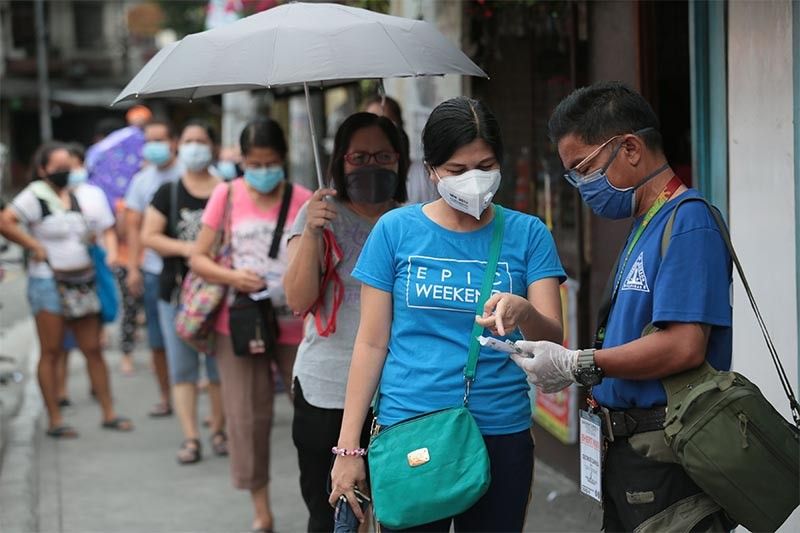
[112, 1, 487, 188]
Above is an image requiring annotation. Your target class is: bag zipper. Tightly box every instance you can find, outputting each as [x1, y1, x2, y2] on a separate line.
[739, 412, 798, 471]
[370, 407, 458, 442]
[678, 383, 750, 442]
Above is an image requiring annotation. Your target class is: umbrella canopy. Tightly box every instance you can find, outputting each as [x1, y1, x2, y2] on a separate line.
[86, 126, 145, 210]
[113, 2, 486, 103]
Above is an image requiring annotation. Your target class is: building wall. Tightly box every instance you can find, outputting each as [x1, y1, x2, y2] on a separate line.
[727, 4, 798, 530]
[585, 0, 641, 334]
[386, 0, 465, 161]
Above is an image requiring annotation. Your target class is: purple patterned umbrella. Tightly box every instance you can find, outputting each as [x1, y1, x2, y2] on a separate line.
[86, 126, 145, 210]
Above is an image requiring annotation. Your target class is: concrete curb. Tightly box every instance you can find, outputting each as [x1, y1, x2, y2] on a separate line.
[0, 321, 41, 533]
[0, 319, 36, 462]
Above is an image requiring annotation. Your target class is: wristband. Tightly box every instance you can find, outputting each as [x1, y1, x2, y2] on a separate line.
[331, 446, 367, 457]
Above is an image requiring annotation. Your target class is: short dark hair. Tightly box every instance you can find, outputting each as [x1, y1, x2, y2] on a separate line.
[548, 81, 663, 152]
[239, 118, 288, 159]
[328, 112, 408, 203]
[144, 119, 175, 138]
[181, 120, 218, 145]
[31, 141, 68, 181]
[362, 93, 404, 127]
[422, 97, 504, 167]
[65, 142, 85, 163]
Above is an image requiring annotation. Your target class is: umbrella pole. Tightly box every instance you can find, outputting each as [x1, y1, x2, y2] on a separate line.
[304, 82, 326, 190]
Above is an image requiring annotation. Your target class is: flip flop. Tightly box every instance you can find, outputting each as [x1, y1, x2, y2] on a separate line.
[46, 425, 79, 439]
[210, 430, 228, 456]
[101, 416, 133, 432]
[148, 403, 173, 418]
[177, 438, 202, 465]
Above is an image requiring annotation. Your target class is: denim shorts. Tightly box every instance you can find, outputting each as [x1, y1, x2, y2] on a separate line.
[157, 299, 219, 384]
[27, 276, 62, 315]
[143, 271, 165, 350]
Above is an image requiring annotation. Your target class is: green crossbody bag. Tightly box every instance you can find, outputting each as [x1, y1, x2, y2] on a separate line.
[367, 205, 505, 530]
[657, 198, 800, 532]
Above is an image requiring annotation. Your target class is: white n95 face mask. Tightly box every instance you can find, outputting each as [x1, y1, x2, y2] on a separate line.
[436, 168, 502, 220]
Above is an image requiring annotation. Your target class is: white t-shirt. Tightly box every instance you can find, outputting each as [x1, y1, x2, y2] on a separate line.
[11, 182, 113, 278]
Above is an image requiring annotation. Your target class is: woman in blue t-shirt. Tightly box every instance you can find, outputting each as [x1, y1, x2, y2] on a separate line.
[329, 97, 566, 531]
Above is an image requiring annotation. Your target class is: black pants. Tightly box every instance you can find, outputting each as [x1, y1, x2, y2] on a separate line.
[380, 429, 535, 533]
[113, 266, 142, 354]
[292, 378, 371, 533]
[602, 437, 734, 532]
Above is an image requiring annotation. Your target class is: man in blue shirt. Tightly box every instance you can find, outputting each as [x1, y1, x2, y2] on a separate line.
[513, 82, 734, 532]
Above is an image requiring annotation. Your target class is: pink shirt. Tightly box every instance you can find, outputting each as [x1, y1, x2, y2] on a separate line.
[202, 178, 313, 344]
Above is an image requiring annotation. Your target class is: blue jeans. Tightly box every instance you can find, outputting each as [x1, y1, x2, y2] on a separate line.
[142, 271, 165, 350]
[157, 299, 219, 384]
[27, 276, 62, 315]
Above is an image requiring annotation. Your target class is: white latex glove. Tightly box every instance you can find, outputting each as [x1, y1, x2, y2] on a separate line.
[511, 340, 580, 393]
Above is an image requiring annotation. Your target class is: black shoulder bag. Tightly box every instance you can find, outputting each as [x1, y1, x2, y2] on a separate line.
[229, 183, 294, 357]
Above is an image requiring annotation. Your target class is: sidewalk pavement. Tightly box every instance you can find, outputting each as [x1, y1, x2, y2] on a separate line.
[1, 322, 601, 533]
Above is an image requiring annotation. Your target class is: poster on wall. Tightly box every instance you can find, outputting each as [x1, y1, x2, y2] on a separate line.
[532, 278, 580, 444]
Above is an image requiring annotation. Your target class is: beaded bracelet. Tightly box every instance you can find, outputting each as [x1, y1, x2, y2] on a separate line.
[331, 446, 367, 457]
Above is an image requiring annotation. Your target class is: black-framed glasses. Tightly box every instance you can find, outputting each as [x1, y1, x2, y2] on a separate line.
[344, 151, 399, 167]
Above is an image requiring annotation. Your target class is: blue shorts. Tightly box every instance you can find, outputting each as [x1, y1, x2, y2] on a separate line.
[143, 271, 165, 350]
[27, 277, 62, 315]
[157, 300, 219, 384]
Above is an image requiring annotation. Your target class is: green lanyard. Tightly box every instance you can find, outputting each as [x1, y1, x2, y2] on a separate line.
[611, 176, 683, 297]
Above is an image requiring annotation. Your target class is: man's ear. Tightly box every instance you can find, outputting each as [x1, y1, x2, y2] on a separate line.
[620, 134, 644, 166]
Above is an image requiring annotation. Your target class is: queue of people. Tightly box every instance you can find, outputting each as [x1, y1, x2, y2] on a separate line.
[0, 81, 738, 533]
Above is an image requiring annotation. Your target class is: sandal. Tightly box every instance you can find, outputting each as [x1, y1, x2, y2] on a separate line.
[148, 402, 173, 418]
[101, 416, 134, 432]
[57, 397, 73, 408]
[177, 438, 202, 465]
[210, 430, 228, 456]
[46, 425, 79, 439]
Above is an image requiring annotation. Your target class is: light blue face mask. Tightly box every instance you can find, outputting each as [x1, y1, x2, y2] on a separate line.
[217, 160, 238, 181]
[142, 141, 171, 166]
[68, 168, 89, 186]
[244, 165, 284, 193]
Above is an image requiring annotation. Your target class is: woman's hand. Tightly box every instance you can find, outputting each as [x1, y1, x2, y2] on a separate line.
[30, 242, 47, 263]
[230, 268, 265, 293]
[475, 292, 534, 337]
[304, 188, 338, 236]
[328, 455, 368, 523]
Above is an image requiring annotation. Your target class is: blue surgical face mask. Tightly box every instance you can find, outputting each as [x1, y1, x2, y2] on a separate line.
[217, 160, 238, 181]
[244, 165, 284, 193]
[142, 141, 172, 166]
[178, 142, 213, 172]
[68, 168, 89, 186]
[576, 146, 668, 219]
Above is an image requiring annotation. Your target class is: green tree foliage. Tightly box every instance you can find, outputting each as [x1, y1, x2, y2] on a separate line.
[156, 0, 207, 37]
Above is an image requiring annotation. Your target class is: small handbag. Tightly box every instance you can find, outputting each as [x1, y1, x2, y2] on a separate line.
[175, 183, 233, 353]
[54, 267, 101, 320]
[227, 182, 294, 357]
[228, 292, 281, 356]
[367, 205, 505, 530]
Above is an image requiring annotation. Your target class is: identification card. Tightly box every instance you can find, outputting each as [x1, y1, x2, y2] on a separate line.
[579, 409, 603, 503]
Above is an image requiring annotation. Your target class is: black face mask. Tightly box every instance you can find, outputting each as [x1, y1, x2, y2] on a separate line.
[46, 171, 70, 189]
[344, 167, 398, 204]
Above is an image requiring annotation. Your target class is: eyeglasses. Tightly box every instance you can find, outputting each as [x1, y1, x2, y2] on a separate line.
[562, 135, 622, 187]
[562, 127, 655, 187]
[344, 151, 399, 167]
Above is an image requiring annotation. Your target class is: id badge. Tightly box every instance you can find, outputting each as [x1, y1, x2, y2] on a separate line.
[579, 410, 603, 503]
